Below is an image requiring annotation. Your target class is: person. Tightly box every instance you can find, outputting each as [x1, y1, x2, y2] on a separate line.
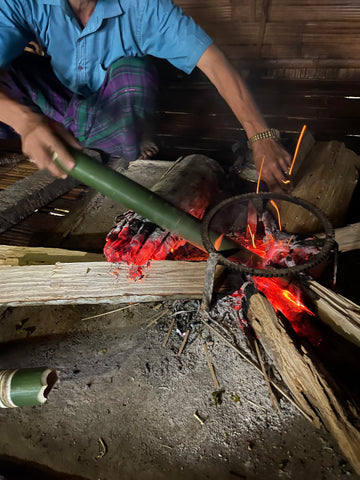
[0, 0, 291, 191]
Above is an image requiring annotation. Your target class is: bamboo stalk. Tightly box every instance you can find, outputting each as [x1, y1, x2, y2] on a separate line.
[0, 368, 58, 408]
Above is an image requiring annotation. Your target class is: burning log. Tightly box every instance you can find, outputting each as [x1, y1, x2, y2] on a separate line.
[104, 154, 225, 265]
[246, 288, 360, 475]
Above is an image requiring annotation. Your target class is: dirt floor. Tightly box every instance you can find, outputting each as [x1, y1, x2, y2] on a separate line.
[0, 297, 358, 480]
[0, 151, 359, 479]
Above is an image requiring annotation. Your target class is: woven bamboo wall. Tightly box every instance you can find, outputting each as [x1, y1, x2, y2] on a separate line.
[177, 0, 360, 80]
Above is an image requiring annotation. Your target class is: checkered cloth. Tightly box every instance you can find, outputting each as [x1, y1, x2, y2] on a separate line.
[0, 53, 158, 161]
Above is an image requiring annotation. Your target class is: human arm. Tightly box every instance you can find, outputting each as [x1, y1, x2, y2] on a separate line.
[197, 44, 291, 192]
[0, 89, 80, 178]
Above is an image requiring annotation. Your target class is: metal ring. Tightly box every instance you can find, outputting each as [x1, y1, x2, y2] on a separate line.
[201, 192, 335, 278]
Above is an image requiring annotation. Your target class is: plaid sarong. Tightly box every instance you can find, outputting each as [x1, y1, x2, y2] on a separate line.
[0, 53, 158, 161]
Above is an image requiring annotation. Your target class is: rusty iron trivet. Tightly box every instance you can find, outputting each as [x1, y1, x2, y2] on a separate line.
[200, 192, 335, 311]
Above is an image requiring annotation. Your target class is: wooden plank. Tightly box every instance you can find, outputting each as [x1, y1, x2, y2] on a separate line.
[0, 168, 79, 234]
[0, 260, 210, 306]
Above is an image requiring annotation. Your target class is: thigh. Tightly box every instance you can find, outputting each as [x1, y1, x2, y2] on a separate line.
[0, 52, 72, 128]
[73, 57, 158, 160]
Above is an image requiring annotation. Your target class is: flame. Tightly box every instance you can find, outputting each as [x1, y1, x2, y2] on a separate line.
[214, 233, 224, 251]
[256, 155, 266, 194]
[247, 224, 256, 249]
[289, 124, 307, 176]
[270, 200, 282, 231]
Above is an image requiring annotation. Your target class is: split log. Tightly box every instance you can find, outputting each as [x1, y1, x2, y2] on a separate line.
[247, 290, 360, 475]
[305, 279, 360, 348]
[334, 222, 360, 253]
[278, 141, 360, 234]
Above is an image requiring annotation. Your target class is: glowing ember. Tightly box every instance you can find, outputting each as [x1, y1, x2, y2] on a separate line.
[105, 203, 322, 345]
[104, 210, 206, 270]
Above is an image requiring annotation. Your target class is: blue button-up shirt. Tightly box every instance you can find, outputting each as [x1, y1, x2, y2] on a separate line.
[0, 0, 213, 96]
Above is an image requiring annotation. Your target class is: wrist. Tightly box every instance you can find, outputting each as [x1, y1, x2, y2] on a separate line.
[247, 128, 280, 148]
[13, 109, 43, 137]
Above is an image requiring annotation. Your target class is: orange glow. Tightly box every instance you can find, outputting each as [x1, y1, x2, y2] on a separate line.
[247, 224, 256, 249]
[282, 289, 313, 314]
[256, 156, 266, 194]
[214, 233, 224, 251]
[270, 200, 282, 231]
[289, 125, 307, 176]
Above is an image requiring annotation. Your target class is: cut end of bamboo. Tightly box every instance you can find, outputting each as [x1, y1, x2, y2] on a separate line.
[0, 367, 58, 408]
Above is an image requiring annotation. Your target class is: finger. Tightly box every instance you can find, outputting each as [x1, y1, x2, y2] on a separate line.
[278, 154, 292, 173]
[48, 141, 76, 172]
[55, 125, 83, 150]
[31, 146, 68, 178]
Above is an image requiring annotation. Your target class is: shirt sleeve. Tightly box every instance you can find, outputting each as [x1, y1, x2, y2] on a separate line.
[139, 0, 213, 74]
[0, 0, 33, 68]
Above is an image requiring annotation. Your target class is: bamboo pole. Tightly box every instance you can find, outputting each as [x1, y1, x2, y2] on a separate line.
[0, 368, 58, 408]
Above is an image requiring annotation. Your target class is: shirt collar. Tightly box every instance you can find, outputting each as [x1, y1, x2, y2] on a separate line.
[41, 0, 123, 18]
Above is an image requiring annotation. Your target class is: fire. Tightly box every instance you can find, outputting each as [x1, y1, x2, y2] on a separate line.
[214, 233, 224, 251]
[105, 203, 321, 345]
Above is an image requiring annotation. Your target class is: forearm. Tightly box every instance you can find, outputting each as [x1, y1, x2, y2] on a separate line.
[197, 45, 267, 139]
[197, 44, 292, 192]
[0, 88, 78, 177]
[0, 89, 42, 136]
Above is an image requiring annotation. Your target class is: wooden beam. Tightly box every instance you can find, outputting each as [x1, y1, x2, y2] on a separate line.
[0, 169, 79, 233]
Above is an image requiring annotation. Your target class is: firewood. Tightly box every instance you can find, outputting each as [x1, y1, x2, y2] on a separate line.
[247, 290, 360, 475]
[306, 279, 360, 348]
[278, 141, 359, 234]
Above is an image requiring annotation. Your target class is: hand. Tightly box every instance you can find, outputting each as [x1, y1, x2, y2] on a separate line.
[17, 113, 81, 178]
[251, 139, 292, 192]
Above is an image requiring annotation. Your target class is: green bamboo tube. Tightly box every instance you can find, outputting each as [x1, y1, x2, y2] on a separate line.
[0, 367, 58, 408]
[55, 149, 234, 252]
[55, 150, 266, 267]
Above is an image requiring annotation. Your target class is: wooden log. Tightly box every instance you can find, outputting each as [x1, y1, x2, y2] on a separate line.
[247, 290, 360, 475]
[277, 141, 360, 234]
[334, 222, 360, 253]
[306, 279, 360, 348]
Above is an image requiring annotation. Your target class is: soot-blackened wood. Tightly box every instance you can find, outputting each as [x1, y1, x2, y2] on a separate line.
[247, 291, 360, 475]
[0, 169, 79, 234]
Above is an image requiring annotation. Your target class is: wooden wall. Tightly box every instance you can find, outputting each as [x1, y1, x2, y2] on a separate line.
[177, 0, 360, 80]
[153, 1, 360, 164]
